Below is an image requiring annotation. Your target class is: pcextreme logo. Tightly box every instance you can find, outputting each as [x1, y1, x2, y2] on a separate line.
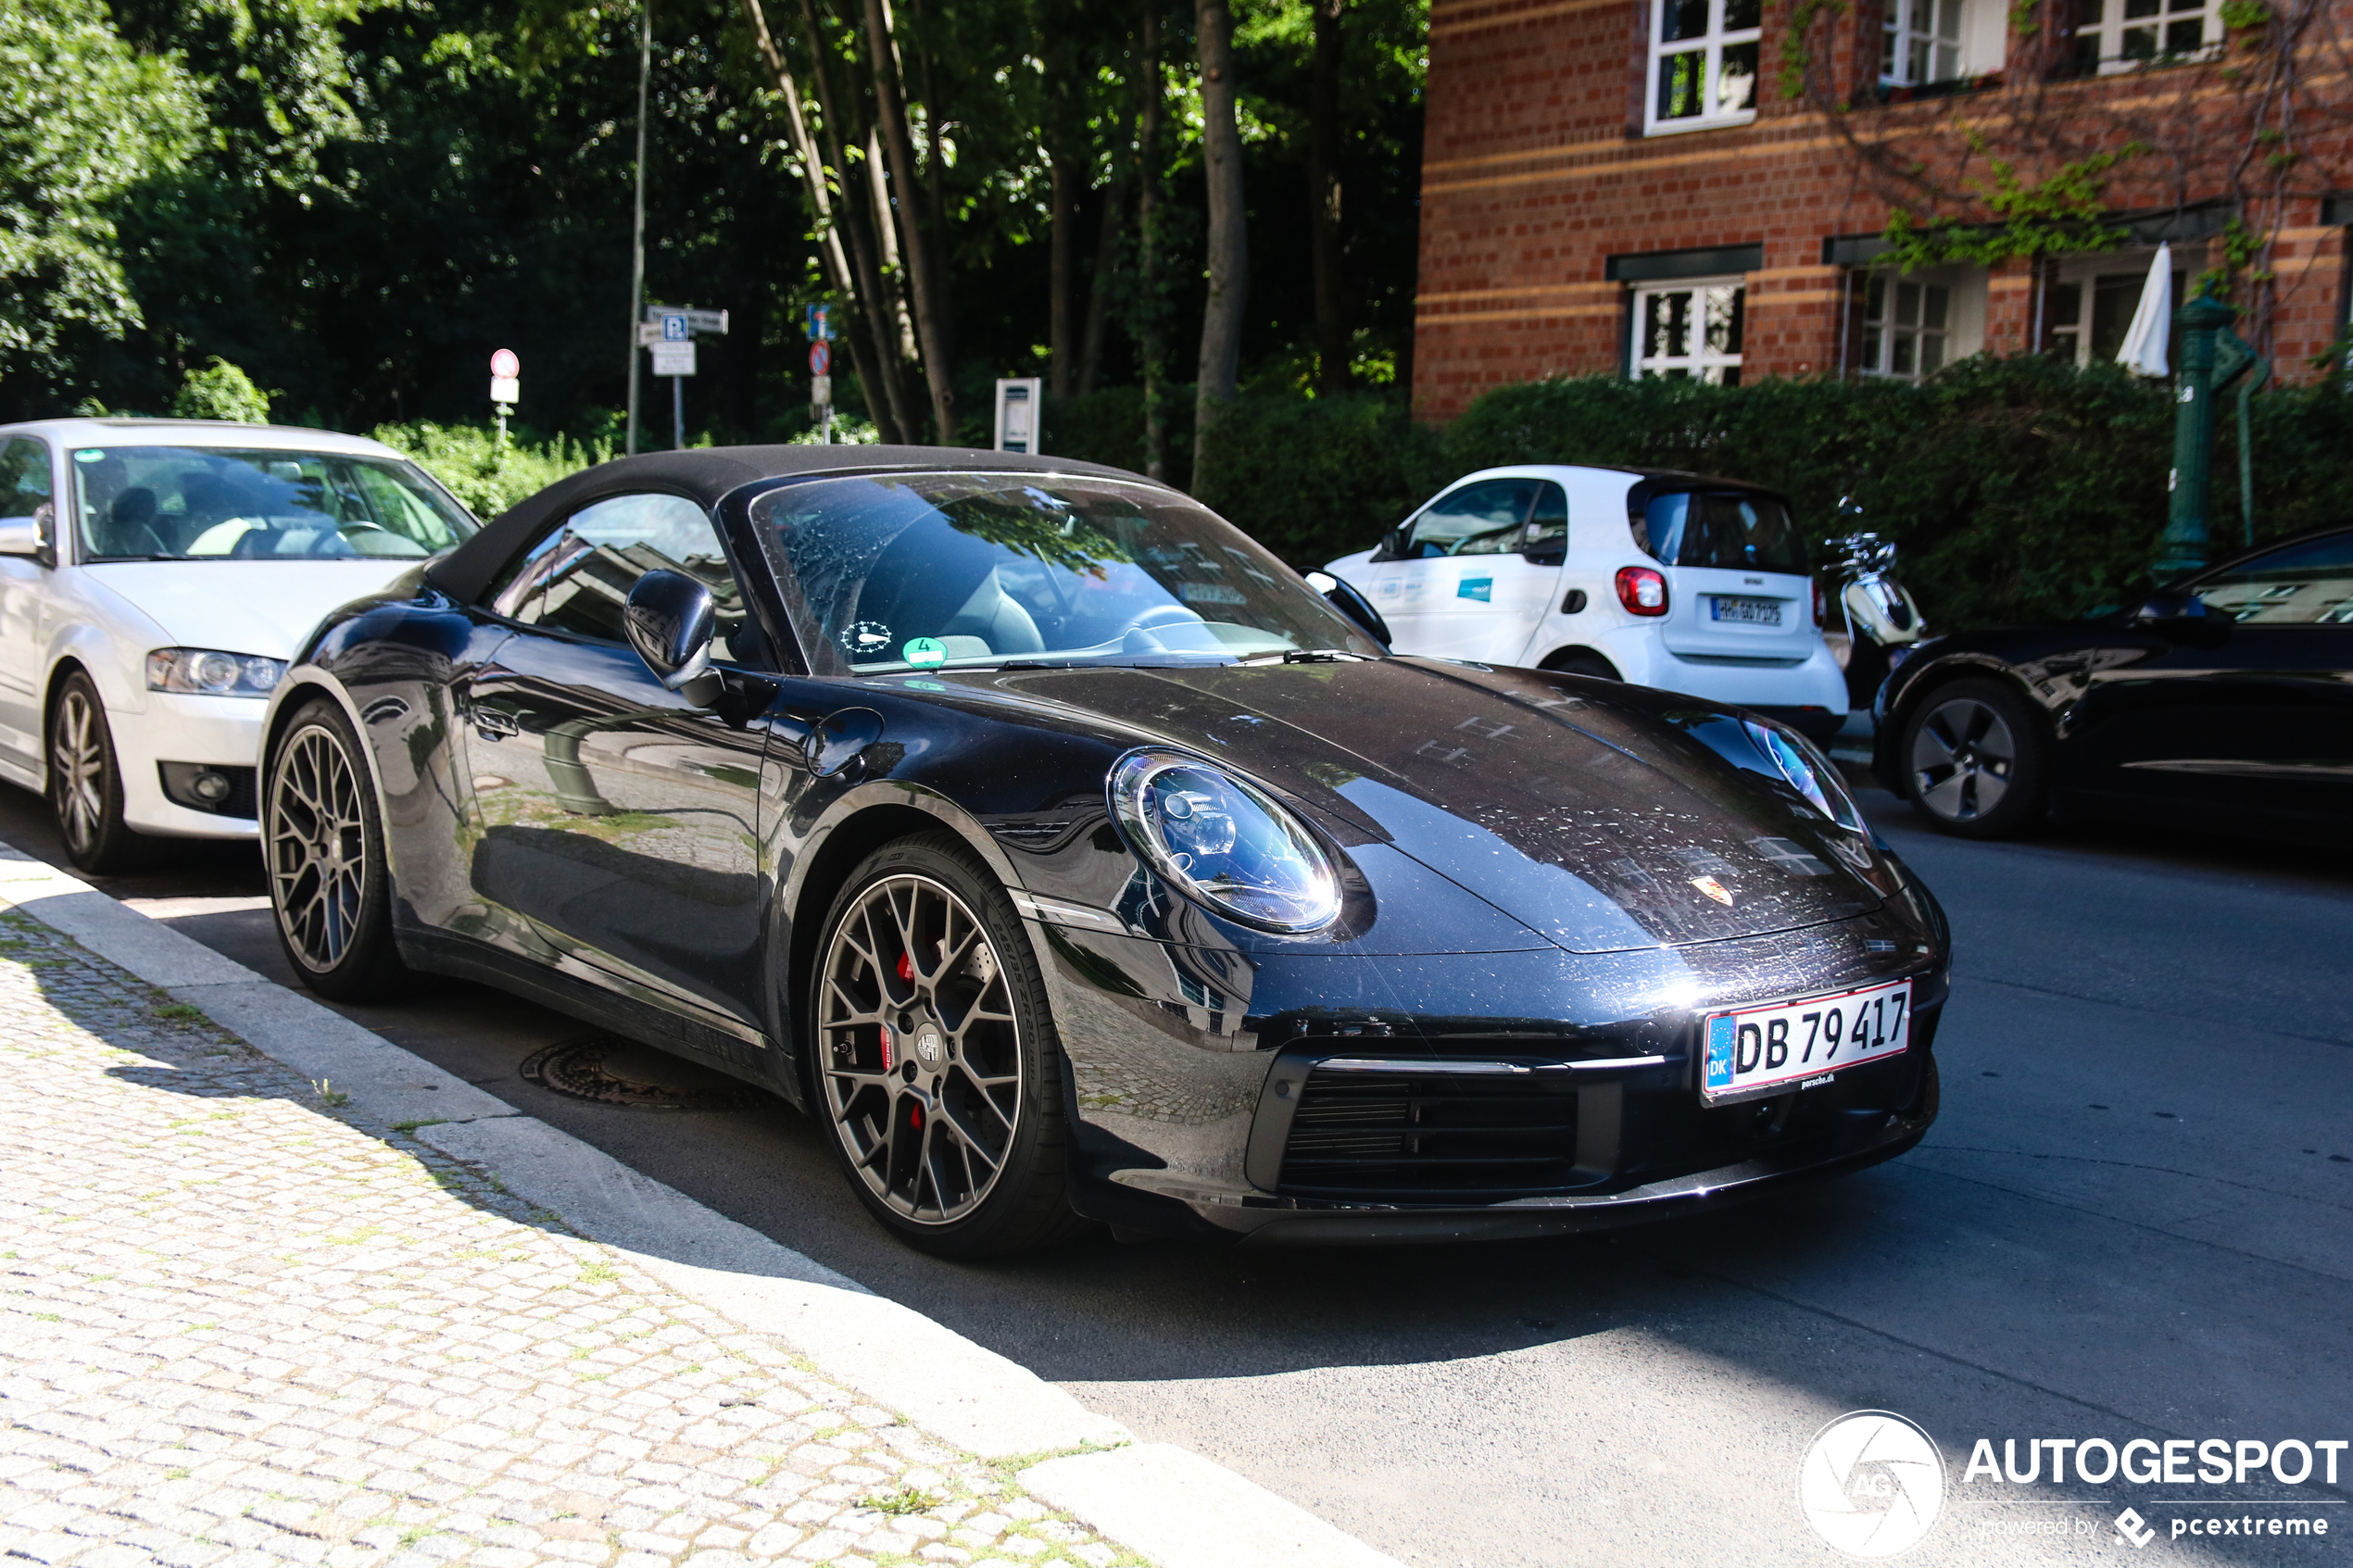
[1797, 1411, 1946, 1559]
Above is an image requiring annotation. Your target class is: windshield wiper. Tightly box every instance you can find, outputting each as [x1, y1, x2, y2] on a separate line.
[1237, 648, 1366, 665]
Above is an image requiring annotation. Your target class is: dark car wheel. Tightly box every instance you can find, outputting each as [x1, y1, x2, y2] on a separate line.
[1541, 649, 1620, 680]
[1902, 678, 2047, 838]
[811, 834, 1089, 1258]
[265, 697, 407, 999]
[50, 671, 146, 874]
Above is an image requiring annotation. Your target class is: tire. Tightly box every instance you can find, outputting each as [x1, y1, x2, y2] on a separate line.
[808, 833, 1090, 1258]
[1900, 677, 2048, 839]
[263, 697, 408, 999]
[1540, 649, 1620, 681]
[49, 671, 147, 874]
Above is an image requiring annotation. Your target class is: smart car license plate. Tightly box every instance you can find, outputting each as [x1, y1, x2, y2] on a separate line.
[1701, 980, 1911, 1102]
[1709, 596, 1783, 624]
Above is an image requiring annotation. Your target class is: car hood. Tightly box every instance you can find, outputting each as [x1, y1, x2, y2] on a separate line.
[957, 658, 1894, 954]
[79, 560, 415, 659]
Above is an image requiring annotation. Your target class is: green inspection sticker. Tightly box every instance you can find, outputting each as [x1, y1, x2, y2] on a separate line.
[902, 637, 949, 669]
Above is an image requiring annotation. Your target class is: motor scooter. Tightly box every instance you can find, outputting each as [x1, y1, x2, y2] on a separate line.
[1822, 506, 1928, 709]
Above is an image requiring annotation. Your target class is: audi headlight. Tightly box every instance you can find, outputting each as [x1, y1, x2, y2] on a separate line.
[146, 647, 285, 698]
[1109, 750, 1341, 933]
[1744, 720, 1867, 834]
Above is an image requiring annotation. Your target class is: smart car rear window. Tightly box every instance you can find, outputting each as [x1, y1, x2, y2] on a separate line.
[1633, 489, 1807, 574]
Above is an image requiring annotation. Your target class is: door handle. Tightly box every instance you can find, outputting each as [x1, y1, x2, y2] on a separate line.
[472, 707, 520, 742]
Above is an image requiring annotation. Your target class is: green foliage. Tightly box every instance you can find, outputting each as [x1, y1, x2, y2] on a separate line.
[370, 420, 608, 520]
[0, 0, 199, 378]
[1441, 360, 2353, 628]
[1191, 390, 1445, 568]
[1778, 0, 1850, 100]
[1883, 137, 2147, 271]
[171, 358, 272, 421]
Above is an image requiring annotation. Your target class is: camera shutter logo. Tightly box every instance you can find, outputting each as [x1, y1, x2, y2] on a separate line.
[1797, 1411, 1946, 1558]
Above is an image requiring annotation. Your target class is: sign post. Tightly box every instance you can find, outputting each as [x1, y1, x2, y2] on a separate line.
[804, 304, 835, 444]
[641, 306, 726, 451]
[489, 349, 521, 444]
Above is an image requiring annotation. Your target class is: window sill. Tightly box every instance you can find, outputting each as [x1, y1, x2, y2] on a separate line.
[1873, 71, 2002, 106]
[1641, 111, 1757, 139]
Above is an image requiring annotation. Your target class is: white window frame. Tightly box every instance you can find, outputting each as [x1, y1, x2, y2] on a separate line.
[1645, 0, 1762, 137]
[1630, 278, 1746, 383]
[2069, 0, 2224, 74]
[1882, 0, 1967, 85]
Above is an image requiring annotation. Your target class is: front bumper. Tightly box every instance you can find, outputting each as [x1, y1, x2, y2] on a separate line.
[110, 691, 267, 839]
[1032, 908, 1948, 1245]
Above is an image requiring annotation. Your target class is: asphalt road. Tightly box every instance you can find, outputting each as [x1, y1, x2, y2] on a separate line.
[7, 781, 2348, 1566]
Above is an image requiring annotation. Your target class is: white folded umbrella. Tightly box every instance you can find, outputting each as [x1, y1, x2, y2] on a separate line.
[2116, 243, 2173, 378]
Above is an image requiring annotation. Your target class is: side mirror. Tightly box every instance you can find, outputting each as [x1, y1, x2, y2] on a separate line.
[0, 514, 45, 558]
[2131, 587, 2206, 626]
[623, 569, 716, 691]
[1304, 571, 1391, 649]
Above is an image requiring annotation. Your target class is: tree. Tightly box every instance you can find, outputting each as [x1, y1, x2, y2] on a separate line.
[1192, 0, 1248, 475]
[0, 0, 197, 385]
[171, 357, 271, 420]
[1307, 0, 1348, 393]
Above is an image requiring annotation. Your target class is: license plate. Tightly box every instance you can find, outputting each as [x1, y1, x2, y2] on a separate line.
[1701, 979, 1912, 1102]
[1710, 596, 1783, 624]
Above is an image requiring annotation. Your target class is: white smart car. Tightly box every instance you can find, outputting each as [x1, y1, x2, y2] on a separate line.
[1326, 464, 1848, 742]
[0, 418, 479, 870]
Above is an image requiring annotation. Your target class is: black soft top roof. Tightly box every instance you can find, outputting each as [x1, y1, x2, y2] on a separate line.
[425, 443, 1148, 606]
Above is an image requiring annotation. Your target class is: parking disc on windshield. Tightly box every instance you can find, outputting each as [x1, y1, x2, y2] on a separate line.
[903, 636, 949, 668]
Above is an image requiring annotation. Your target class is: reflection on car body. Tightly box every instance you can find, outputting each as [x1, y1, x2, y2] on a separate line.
[262, 445, 1951, 1257]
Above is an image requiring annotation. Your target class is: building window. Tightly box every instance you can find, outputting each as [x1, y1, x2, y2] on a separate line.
[2043, 259, 2186, 366]
[1863, 277, 1951, 379]
[2070, 0, 2222, 73]
[1631, 280, 1744, 383]
[1648, 0, 1761, 135]
[1883, 0, 1966, 84]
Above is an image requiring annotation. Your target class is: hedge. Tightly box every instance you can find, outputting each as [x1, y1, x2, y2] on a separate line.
[1040, 358, 2353, 632]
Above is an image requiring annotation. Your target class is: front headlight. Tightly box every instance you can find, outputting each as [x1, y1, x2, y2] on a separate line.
[1109, 750, 1341, 934]
[146, 647, 285, 698]
[1743, 720, 1867, 834]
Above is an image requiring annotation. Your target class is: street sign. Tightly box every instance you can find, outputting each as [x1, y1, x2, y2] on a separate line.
[994, 377, 1042, 454]
[661, 313, 689, 342]
[490, 349, 519, 379]
[811, 374, 832, 406]
[644, 305, 728, 334]
[809, 341, 831, 376]
[651, 341, 696, 377]
[636, 321, 665, 346]
[490, 376, 520, 405]
[803, 304, 834, 342]
[489, 349, 520, 408]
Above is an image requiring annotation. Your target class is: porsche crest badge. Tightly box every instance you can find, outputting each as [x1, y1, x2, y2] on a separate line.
[1690, 875, 1735, 907]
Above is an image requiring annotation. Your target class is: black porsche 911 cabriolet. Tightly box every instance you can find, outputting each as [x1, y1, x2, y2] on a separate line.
[260, 445, 1949, 1256]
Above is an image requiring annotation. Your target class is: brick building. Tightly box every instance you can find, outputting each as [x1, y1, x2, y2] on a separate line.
[1410, 0, 2353, 421]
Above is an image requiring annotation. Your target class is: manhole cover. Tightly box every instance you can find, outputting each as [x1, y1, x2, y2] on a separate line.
[520, 1034, 764, 1111]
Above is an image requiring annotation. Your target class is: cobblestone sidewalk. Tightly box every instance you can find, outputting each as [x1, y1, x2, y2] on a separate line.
[0, 909, 1138, 1568]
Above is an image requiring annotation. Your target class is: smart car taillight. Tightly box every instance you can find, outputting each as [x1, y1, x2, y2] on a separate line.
[1615, 566, 1668, 617]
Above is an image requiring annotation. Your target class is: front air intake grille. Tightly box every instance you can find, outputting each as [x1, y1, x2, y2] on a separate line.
[1277, 1066, 1579, 1198]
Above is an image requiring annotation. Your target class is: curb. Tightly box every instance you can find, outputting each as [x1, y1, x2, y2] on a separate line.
[0, 846, 1405, 1568]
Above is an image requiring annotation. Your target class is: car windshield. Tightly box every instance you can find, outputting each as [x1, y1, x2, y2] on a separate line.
[69, 445, 479, 561]
[753, 472, 1383, 674]
[1636, 490, 1808, 574]
[2185, 532, 2353, 623]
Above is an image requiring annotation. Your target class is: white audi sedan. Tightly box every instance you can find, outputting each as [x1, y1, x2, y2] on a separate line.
[0, 418, 479, 870]
[1326, 464, 1849, 743]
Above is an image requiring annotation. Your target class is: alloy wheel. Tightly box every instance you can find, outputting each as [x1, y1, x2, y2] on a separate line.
[268, 725, 371, 972]
[818, 874, 1023, 1226]
[50, 687, 107, 857]
[1910, 696, 2016, 822]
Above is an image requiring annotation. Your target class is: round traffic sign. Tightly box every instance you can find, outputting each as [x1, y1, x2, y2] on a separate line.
[809, 341, 831, 376]
[490, 348, 520, 378]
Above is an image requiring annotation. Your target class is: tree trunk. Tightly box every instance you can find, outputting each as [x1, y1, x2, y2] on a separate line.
[1309, 0, 1350, 395]
[790, 0, 915, 443]
[866, 128, 920, 366]
[1192, 0, 1248, 486]
[1077, 158, 1125, 396]
[1136, 6, 1167, 482]
[1050, 154, 1076, 398]
[861, 0, 958, 441]
[738, 0, 899, 442]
